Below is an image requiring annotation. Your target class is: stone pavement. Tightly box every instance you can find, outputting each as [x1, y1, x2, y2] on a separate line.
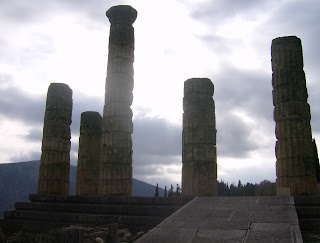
[135, 196, 302, 243]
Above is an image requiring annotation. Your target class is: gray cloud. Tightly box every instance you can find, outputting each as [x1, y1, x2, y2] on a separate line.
[133, 117, 181, 158]
[190, 0, 272, 23]
[0, 74, 46, 125]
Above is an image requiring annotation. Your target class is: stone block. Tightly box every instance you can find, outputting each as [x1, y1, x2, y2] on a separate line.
[101, 132, 132, 148]
[42, 137, 71, 152]
[271, 36, 303, 71]
[275, 138, 313, 159]
[182, 126, 216, 145]
[77, 157, 100, 171]
[38, 164, 70, 180]
[273, 101, 310, 122]
[275, 118, 312, 139]
[105, 87, 133, 104]
[109, 27, 135, 46]
[40, 151, 70, 165]
[272, 69, 306, 88]
[38, 179, 69, 195]
[182, 144, 217, 163]
[44, 109, 72, 123]
[276, 158, 316, 177]
[107, 57, 134, 75]
[276, 176, 318, 195]
[103, 103, 133, 117]
[183, 97, 214, 111]
[102, 117, 133, 133]
[43, 123, 71, 139]
[45, 83, 72, 111]
[183, 111, 215, 128]
[99, 163, 132, 179]
[100, 145, 132, 165]
[182, 162, 217, 196]
[184, 78, 214, 97]
[272, 84, 307, 105]
[105, 72, 134, 91]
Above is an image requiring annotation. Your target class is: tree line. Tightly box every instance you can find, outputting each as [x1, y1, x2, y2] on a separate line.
[154, 180, 276, 197]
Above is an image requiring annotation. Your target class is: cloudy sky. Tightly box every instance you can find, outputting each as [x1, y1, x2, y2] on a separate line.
[0, 0, 319, 189]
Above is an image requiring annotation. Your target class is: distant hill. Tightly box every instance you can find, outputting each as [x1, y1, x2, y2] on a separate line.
[0, 161, 164, 218]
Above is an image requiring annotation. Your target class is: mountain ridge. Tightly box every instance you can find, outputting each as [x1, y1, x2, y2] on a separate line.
[0, 160, 164, 218]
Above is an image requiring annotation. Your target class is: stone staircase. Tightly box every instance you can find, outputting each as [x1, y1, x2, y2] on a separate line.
[294, 195, 320, 242]
[0, 194, 193, 235]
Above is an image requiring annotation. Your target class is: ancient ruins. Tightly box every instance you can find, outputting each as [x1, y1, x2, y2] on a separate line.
[75, 111, 102, 195]
[182, 78, 218, 196]
[99, 5, 137, 196]
[272, 36, 318, 195]
[2, 4, 320, 242]
[37, 83, 72, 195]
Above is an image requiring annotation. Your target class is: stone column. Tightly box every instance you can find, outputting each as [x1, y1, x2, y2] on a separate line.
[272, 36, 318, 195]
[38, 83, 72, 195]
[182, 78, 218, 196]
[75, 111, 102, 195]
[99, 5, 137, 195]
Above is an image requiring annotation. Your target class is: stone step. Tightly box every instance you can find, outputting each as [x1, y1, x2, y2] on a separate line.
[15, 202, 179, 217]
[0, 218, 151, 237]
[294, 195, 320, 206]
[295, 206, 320, 219]
[0, 218, 70, 234]
[4, 210, 165, 228]
[298, 219, 320, 233]
[29, 194, 193, 206]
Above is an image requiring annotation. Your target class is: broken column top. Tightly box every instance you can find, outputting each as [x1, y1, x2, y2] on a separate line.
[46, 83, 72, 110]
[106, 5, 137, 25]
[184, 78, 214, 97]
[271, 35, 303, 71]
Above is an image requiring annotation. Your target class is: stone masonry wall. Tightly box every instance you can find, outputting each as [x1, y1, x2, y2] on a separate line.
[99, 5, 137, 195]
[271, 36, 318, 195]
[38, 83, 72, 195]
[75, 111, 102, 195]
[182, 78, 218, 196]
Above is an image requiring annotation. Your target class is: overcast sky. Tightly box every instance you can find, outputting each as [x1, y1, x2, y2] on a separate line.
[0, 0, 319, 189]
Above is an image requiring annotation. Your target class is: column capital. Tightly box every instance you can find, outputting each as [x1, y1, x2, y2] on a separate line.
[106, 5, 137, 25]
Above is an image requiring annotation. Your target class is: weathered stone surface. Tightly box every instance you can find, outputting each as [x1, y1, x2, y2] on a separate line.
[76, 111, 102, 196]
[135, 196, 302, 243]
[99, 5, 137, 196]
[182, 78, 217, 196]
[271, 36, 317, 195]
[38, 83, 72, 195]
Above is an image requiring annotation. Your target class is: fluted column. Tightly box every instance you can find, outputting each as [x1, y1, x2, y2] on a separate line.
[76, 111, 102, 195]
[272, 36, 317, 195]
[38, 83, 72, 195]
[99, 5, 137, 195]
[182, 78, 218, 196]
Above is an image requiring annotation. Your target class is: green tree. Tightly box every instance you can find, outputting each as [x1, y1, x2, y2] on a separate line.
[155, 183, 159, 197]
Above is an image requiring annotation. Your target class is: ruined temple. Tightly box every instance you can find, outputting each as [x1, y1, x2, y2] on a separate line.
[38, 83, 72, 195]
[182, 78, 218, 196]
[271, 36, 318, 195]
[2, 4, 320, 241]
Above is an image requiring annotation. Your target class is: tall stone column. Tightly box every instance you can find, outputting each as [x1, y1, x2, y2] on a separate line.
[38, 83, 72, 195]
[182, 78, 218, 196]
[75, 111, 102, 195]
[99, 5, 137, 195]
[272, 36, 318, 195]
